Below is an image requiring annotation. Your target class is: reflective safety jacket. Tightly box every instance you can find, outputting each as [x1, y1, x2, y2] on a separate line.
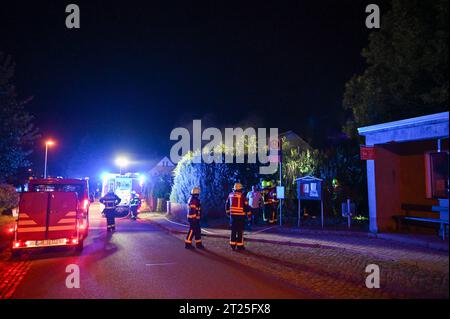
[130, 197, 141, 207]
[187, 195, 201, 220]
[264, 188, 279, 208]
[100, 192, 121, 209]
[225, 191, 250, 217]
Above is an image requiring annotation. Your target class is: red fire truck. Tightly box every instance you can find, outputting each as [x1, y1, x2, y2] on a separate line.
[11, 178, 90, 254]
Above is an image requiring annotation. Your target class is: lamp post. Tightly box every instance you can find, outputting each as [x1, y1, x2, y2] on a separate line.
[115, 157, 129, 175]
[44, 140, 54, 179]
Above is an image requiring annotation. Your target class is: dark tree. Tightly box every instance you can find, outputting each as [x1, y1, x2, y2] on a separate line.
[0, 52, 39, 182]
[343, 0, 449, 137]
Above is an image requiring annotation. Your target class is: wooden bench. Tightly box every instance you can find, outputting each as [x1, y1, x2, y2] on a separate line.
[393, 204, 449, 240]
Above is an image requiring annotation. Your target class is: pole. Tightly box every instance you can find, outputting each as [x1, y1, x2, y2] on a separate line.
[279, 137, 282, 226]
[321, 199, 324, 229]
[347, 198, 351, 229]
[298, 199, 301, 228]
[44, 144, 48, 179]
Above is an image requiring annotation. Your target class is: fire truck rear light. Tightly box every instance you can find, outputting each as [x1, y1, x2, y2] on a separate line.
[8, 227, 14, 233]
[13, 241, 21, 248]
[83, 199, 89, 210]
[72, 239, 78, 244]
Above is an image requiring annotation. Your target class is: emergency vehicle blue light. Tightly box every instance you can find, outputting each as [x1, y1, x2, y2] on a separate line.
[101, 172, 111, 180]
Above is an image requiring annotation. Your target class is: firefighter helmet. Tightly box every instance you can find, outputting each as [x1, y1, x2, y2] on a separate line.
[261, 180, 268, 188]
[191, 187, 200, 195]
[233, 183, 243, 191]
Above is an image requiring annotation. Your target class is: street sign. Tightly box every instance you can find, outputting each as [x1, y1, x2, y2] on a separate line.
[269, 154, 280, 163]
[360, 145, 376, 160]
[341, 201, 356, 217]
[268, 137, 281, 163]
[276, 186, 285, 199]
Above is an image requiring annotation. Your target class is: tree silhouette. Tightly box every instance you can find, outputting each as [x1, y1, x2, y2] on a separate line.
[0, 52, 39, 182]
[343, 0, 449, 136]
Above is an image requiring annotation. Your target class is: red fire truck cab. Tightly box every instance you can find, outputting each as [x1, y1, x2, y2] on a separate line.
[11, 178, 90, 253]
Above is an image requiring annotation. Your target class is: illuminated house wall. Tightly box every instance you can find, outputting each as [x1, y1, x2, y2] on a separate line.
[374, 141, 448, 232]
[358, 112, 449, 233]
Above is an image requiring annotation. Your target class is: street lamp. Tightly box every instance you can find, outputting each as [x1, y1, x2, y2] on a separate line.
[115, 157, 129, 175]
[44, 140, 55, 179]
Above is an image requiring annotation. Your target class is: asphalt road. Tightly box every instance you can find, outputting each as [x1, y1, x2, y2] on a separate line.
[6, 204, 306, 299]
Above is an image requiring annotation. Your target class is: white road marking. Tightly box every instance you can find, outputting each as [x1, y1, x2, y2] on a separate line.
[145, 262, 177, 267]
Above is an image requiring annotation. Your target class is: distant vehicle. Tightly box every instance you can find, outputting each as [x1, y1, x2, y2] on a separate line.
[11, 178, 90, 254]
[101, 173, 145, 208]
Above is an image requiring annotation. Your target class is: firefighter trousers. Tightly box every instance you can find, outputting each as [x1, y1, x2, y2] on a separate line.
[262, 205, 269, 222]
[104, 209, 116, 229]
[269, 206, 278, 223]
[185, 219, 202, 246]
[230, 215, 245, 247]
[130, 206, 138, 219]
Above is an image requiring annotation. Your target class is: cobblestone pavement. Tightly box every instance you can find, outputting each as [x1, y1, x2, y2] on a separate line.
[0, 249, 31, 299]
[147, 214, 449, 299]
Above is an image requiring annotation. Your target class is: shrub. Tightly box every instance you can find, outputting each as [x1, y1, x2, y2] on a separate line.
[170, 151, 258, 217]
[0, 184, 19, 214]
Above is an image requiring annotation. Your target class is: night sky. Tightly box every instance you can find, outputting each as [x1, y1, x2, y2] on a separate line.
[1, 0, 389, 177]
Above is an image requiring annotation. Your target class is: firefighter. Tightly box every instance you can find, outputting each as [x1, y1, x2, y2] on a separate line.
[261, 181, 270, 222]
[225, 183, 251, 251]
[185, 187, 204, 249]
[268, 181, 279, 224]
[100, 189, 121, 232]
[129, 191, 141, 220]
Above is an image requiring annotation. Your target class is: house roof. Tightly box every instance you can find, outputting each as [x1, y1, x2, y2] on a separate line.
[357, 112, 449, 145]
[280, 130, 312, 151]
[149, 156, 175, 175]
[154, 156, 175, 167]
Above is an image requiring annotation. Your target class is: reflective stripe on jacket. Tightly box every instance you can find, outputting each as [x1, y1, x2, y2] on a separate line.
[100, 193, 121, 209]
[226, 191, 250, 216]
[187, 195, 201, 219]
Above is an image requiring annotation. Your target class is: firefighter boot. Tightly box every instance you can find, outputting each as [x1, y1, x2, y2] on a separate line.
[195, 241, 205, 249]
[185, 243, 194, 249]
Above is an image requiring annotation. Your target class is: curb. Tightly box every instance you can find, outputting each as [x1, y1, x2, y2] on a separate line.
[148, 215, 450, 253]
[368, 233, 449, 252]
